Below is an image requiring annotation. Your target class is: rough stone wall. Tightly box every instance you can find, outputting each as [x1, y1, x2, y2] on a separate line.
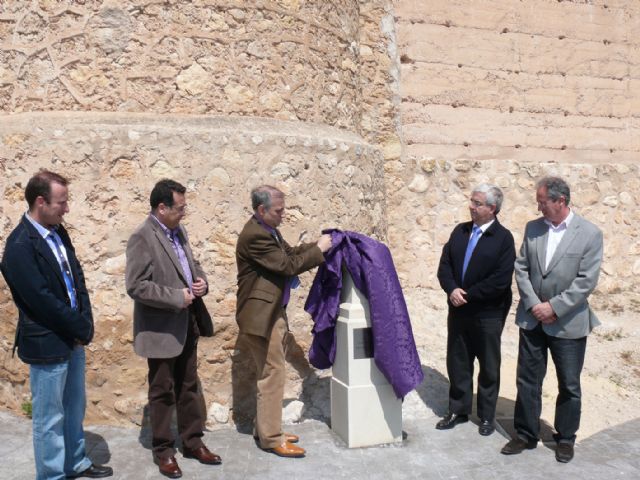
[391, 0, 640, 320]
[3, 0, 637, 429]
[0, 113, 385, 425]
[0, 0, 391, 427]
[0, 0, 361, 128]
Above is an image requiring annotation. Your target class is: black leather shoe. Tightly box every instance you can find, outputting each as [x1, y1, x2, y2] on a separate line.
[435, 413, 469, 430]
[501, 437, 538, 455]
[555, 442, 574, 463]
[67, 464, 113, 478]
[478, 419, 495, 436]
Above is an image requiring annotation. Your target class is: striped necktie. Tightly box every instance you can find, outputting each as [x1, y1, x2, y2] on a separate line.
[49, 232, 77, 309]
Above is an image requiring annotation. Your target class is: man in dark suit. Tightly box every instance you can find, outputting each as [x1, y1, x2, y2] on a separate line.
[501, 176, 603, 463]
[1, 170, 112, 479]
[236, 185, 331, 457]
[126, 179, 218, 478]
[436, 183, 515, 436]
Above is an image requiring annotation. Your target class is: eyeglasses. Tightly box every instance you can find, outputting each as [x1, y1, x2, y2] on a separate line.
[169, 204, 187, 213]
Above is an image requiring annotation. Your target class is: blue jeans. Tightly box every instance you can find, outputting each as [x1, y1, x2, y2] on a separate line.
[514, 324, 587, 444]
[30, 346, 91, 480]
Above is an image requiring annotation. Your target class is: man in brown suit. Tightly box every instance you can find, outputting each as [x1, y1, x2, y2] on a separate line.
[126, 179, 219, 479]
[236, 185, 332, 458]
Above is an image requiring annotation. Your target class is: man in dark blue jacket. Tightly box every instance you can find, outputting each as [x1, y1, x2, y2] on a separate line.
[436, 184, 515, 436]
[1, 170, 112, 479]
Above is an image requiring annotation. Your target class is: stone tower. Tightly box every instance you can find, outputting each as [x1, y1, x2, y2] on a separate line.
[0, 1, 398, 425]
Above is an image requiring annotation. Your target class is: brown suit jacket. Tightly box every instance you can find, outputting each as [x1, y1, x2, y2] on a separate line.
[235, 216, 325, 338]
[126, 216, 213, 358]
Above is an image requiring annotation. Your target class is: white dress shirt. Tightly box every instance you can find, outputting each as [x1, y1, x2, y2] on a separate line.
[544, 210, 574, 270]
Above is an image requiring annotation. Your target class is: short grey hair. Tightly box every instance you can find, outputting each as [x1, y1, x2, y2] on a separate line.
[536, 176, 571, 206]
[472, 183, 504, 215]
[251, 185, 284, 211]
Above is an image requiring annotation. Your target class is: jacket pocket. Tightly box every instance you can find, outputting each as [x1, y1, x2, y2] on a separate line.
[249, 289, 274, 303]
[20, 317, 52, 337]
[18, 318, 73, 363]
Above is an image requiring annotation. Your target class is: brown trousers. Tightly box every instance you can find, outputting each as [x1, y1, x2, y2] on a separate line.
[243, 314, 289, 449]
[147, 316, 205, 459]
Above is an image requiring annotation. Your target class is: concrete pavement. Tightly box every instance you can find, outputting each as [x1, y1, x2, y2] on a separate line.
[1, 409, 638, 480]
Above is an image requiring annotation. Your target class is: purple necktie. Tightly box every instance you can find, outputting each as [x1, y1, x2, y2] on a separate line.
[169, 229, 193, 290]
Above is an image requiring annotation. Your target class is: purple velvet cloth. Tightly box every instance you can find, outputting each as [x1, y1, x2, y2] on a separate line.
[304, 230, 424, 399]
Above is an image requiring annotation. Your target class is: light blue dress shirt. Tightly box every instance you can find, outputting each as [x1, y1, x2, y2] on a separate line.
[25, 213, 77, 308]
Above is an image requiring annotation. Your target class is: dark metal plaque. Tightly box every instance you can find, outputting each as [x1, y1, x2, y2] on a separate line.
[353, 327, 374, 359]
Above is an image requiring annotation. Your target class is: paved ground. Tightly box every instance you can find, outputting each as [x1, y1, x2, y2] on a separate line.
[1, 409, 638, 480]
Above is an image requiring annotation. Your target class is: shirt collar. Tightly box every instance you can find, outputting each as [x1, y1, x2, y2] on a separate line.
[151, 214, 179, 237]
[473, 219, 495, 234]
[253, 214, 277, 236]
[25, 212, 55, 239]
[544, 209, 574, 230]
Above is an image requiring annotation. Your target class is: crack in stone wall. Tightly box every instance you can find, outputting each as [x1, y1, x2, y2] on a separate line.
[0, 1, 362, 131]
[0, 112, 386, 426]
[0, 0, 398, 426]
[2, 0, 637, 428]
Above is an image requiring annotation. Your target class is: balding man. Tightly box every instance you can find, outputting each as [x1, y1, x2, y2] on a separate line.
[236, 185, 331, 458]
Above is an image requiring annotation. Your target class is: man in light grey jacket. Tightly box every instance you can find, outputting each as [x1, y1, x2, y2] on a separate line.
[501, 176, 603, 463]
[126, 179, 219, 479]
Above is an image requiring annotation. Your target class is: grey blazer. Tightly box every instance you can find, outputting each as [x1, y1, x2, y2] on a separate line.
[125, 216, 211, 358]
[514, 213, 603, 339]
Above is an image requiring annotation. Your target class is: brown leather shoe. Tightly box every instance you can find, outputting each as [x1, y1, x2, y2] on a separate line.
[268, 441, 306, 458]
[182, 445, 222, 465]
[253, 432, 299, 443]
[154, 456, 182, 479]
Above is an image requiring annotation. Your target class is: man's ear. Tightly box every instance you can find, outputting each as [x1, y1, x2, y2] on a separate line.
[256, 205, 266, 217]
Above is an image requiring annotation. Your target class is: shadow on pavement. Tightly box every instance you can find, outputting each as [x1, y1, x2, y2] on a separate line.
[85, 431, 111, 465]
[414, 364, 449, 417]
[414, 364, 556, 447]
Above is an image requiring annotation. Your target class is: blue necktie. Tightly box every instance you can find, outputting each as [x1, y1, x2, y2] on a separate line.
[462, 225, 482, 279]
[49, 232, 78, 309]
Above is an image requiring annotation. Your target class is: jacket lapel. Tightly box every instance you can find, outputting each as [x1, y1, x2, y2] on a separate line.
[545, 216, 581, 273]
[148, 217, 189, 286]
[177, 226, 198, 279]
[458, 221, 473, 253]
[22, 216, 66, 287]
[252, 216, 282, 250]
[274, 228, 286, 252]
[535, 221, 548, 274]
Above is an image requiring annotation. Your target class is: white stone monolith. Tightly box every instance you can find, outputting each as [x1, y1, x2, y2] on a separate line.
[330, 270, 402, 447]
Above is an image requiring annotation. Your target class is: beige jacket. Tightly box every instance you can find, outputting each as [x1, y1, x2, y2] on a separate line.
[126, 216, 213, 358]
